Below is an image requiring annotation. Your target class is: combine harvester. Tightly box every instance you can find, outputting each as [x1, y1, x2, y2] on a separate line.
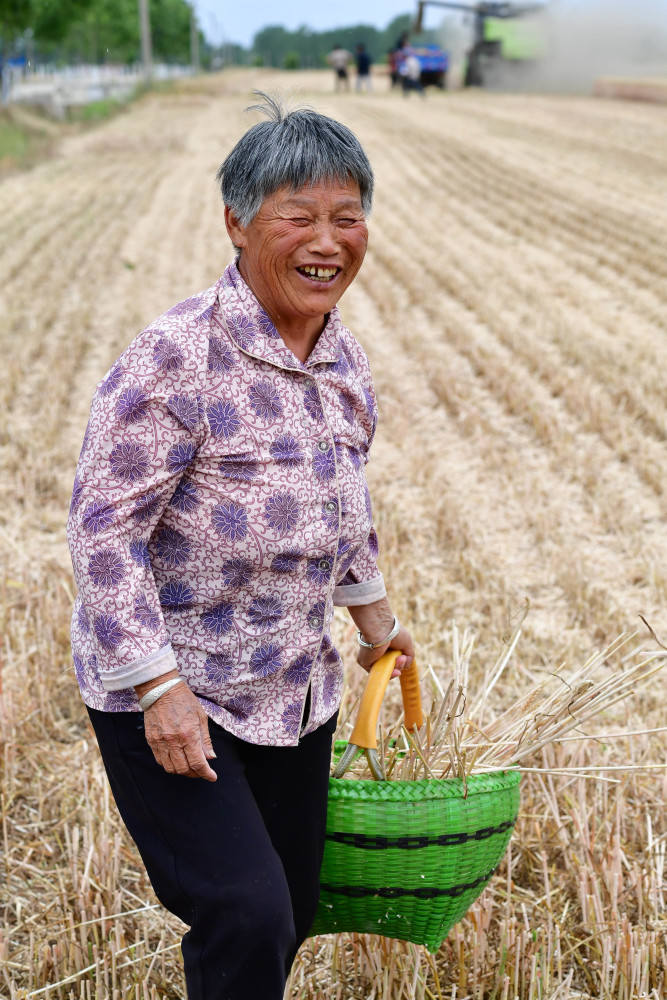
[413, 0, 547, 87]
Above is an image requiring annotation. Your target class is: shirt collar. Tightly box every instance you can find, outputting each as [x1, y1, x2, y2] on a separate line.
[217, 262, 343, 371]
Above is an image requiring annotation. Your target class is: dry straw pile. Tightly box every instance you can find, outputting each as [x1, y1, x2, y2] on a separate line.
[1, 70, 667, 999]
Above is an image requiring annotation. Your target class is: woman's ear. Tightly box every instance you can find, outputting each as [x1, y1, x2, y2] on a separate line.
[224, 206, 247, 250]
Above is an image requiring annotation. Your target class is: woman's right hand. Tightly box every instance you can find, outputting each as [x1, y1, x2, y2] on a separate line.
[136, 673, 217, 782]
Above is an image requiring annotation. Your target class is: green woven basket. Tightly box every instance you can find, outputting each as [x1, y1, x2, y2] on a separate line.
[311, 765, 520, 951]
[310, 652, 521, 952]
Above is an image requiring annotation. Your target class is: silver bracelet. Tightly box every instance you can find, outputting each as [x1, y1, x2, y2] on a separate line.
[139, 677, 183, 711]
[357, 615, 400, 650]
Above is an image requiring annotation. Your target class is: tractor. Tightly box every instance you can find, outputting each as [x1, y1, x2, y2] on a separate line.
[413, 1, 547, 87]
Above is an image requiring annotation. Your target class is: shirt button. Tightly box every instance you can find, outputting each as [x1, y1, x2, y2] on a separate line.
[317, 440, 329, 452]
[318, 559, 331, 572]
[325, 501, 337, 514]
[309, 615, 323, 629]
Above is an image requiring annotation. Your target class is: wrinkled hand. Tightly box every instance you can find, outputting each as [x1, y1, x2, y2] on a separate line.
[356, 624, 415, 677]
[348, 598, 415, 678]
[140, 679, 217, 782]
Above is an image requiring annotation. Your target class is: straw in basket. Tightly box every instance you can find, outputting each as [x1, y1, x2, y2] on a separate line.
[310, 651, 520, 953]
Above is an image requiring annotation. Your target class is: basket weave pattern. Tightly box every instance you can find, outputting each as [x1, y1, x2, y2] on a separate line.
[312, 770, 520, 952]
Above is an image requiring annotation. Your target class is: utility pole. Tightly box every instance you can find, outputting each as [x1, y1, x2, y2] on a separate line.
[138, 0, 153, 85]
[190, 2, 201, 74]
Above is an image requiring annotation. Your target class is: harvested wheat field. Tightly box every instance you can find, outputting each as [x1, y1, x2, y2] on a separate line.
[1, 68, 667, 999]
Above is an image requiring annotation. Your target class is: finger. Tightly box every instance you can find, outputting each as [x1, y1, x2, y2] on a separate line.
[165, 745, 191, 776]
[184, 739, 218, 782]
[199, 714, 216, 760]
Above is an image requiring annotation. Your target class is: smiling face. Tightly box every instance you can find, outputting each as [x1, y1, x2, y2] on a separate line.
[224, 178, 368, 356]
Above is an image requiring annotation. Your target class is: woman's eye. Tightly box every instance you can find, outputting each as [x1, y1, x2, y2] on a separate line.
[291, 217, 312, 226]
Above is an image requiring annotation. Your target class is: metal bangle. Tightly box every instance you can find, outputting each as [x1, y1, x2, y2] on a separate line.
[357, 615, 400, 650]
[138, 677, 183, 711]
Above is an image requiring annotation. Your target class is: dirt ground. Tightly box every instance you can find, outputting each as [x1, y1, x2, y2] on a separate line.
[1, 68, 666, 998]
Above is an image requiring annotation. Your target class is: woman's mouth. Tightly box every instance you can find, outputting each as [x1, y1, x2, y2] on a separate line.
[296, 266, 340, 283]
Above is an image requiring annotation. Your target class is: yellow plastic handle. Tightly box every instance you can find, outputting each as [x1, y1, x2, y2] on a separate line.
[349, 651, 424, 750]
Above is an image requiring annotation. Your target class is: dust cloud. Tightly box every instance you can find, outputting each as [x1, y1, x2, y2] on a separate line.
[439, 0, 667, 93]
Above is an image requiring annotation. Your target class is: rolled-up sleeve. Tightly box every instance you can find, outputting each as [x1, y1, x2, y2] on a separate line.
[67, 333, 205, 691]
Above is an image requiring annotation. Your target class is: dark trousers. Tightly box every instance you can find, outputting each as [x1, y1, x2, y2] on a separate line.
[86, 706, 336, 1000]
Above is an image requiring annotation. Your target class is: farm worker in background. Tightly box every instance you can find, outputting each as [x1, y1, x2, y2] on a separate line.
[327, 43, 352, 91]
[401, 50, 426, 97]
[67, 91, 414, 1000]
[355, 43, 373, 91]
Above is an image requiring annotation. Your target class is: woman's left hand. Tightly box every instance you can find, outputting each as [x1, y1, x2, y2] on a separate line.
[348, 598, 415, 678]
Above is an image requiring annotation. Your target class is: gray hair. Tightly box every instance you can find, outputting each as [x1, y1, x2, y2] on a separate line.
[216, 91, 374, 226]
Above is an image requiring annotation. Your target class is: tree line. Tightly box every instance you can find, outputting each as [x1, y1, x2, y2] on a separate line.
[1, 0, 197, 64]
[1, 4, 435, 68]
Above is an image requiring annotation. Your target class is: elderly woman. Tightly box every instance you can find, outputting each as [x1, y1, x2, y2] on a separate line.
[67, 92, 414, 1000]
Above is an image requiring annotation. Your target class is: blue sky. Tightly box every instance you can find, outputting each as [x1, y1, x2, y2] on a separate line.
[191, 1, 418, 47]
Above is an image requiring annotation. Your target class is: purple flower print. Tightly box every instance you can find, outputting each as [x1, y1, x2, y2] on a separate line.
[88, 548, 125, 588]
[154, 526, 191, 567]
[94, 613, 124, 651]
[271, 550, 302, 573]
[248, 595, 284, 630]
[323, 669, 339, 708]
[348, 447, 363, 470]
[73, 653, 85, 686]
[205, 652, 235, 684]
[208, 400, 240, 439]
[306, 601, 325, 628]
[208, 337, 237, 373]
[131, 492, 161, 523]
[104, 690, 136, 711]
[129, 539, 151, 568]
[341, 341, 357, 372]
[339, 391, 355, 425]
[167, 394, 201, 431]
[222, 558, 254, 588]
[169, 479, 199, 513]
[264, 492, 300, 534]
[321, 498, 339, 529]
[332, 353, 350, 376]
[364, 484, 372, 521]
[281, 701, 302, 738]
[324, 644, 341, 667]
[312, 444, 335, 482]
[82, 501, 114, 535]
[285, 653, 312, 686]
[70, 477, 83, 515]
[166, 441, 197, 474]
[224, 693, 256, 720]
[153, 337, 183, 371]
[134, 593, 160, 630]
[363, 387, 374, 417]
[336, 537, 357, 578]
[249, 641, 283, 677]
[219, 454, 259, 481]
[116, 386, 149, 425]
[258, 312, 279, 340]
[306, 556, 333, 585]
[248, 381, 283, 420]
[369, 529, 379, 558]
[110, 442, 150, 483]
[229, 312, 256, 348]
[200, 602, 234, 636]
[159, 581, 195, 611]
[269, 434, 303, 467]
[166, 294, 203, 317]
[303, 384, 324, 421]
[77, 604, 90, 634]
[212, 499, 247, 541]
[99, 364, 124, 396]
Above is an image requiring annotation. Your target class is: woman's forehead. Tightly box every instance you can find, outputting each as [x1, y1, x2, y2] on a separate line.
[278, 178, 363, 208]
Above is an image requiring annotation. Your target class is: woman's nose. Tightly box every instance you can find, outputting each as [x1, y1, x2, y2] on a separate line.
[308, 223, 338, 255]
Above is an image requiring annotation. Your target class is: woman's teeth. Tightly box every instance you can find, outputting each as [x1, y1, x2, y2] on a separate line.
[298, 266, 338, 281]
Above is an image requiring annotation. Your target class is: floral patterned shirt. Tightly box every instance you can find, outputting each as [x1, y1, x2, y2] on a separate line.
[67, 263, 386, 746]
